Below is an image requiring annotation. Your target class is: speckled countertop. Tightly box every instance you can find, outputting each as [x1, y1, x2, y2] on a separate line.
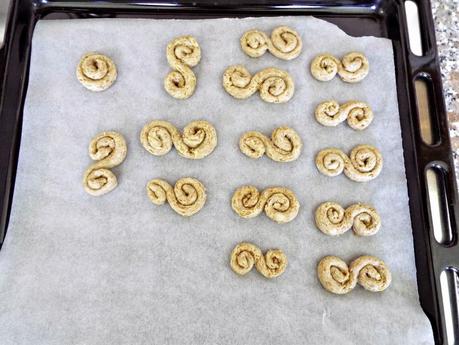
[432, 1, 459, 183]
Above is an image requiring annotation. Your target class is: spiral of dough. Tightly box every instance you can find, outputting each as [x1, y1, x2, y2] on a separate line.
[310, 54, 341, 81]
[230, 242, 287, 278]
[315, 202, 381, 236]
[83, 131, 127, 196]
[317, 256, 358, 294]
[140, 120, 217, 159]
[350, 255, 392, 292]
[223, 65, 294, 103]
[231, 186, 299, 224]
[338, 52, 369, 83]
[318, 255, 391, 294]
[315, 145, 383, 182]
[239, 127, 302, 162]
[76, 53, 117, 92]
[240, 26, 302, 60]
[146, 177, 206, 216]
[315, 100, 373, 130]
[164, 35, 201, 99]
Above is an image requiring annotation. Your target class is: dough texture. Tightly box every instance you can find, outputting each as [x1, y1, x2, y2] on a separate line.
[240, 26, 302, 60]
[140, 120, 217, 159]
[315, 145, 383, 182]
[315, 202, 381, 236]
[223, 65, 294, 103]
[317, 255, 391, 294]
[146, 177, 206, 216]
[239, 127, 302, 162]
[230, 242, 287, 278]
[310, 52, 369, 83]
[164, 36, 201, 99]
[76, 53, 117, 91]
[83, 131, 127, 196]
[315, 100, 373, 130]
[231, 185, 299, 223]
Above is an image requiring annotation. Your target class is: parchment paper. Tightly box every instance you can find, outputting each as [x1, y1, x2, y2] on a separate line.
[0, 16, 434, 345]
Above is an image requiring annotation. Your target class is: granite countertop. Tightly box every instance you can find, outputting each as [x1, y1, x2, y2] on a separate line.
[432, 1, 459, 184]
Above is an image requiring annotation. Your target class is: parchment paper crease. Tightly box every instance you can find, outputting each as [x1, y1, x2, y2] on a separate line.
[0, 16, 433, 345]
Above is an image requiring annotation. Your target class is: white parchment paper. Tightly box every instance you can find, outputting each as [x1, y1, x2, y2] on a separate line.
[0, 16, 434, 345]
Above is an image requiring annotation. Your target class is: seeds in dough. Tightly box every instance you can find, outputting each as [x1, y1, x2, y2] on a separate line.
[146, 177, 206, 217]
[140, 120, 217, 159]
[223, 65, 295, 103]
[239, 127, 302, 162]
[240, 26, 302, 60]
[315, 100, 373, 130]
[315, 145, 383, 182]
[83, 131, 127, 196]
[317, 255, 392, 294]
[231, 185, 300, 224]
[76, 53, 117, 91]
[230, 242, 287, 278]
[164, 35, 201, 99]
[310, 52, 369, 83]
[315, 202, 381, 236]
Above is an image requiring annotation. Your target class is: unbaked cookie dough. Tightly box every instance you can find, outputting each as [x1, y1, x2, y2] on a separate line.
[231, 185, 300, 223]
[83, 131, 127, 196]
[317, 255, 392, 294]
[310, 52, 369, 83]
[239, 127, 302, 162]
[140, 120, 217, 159]
[315, 100, 373, 130]
[164, 35, 201, 99]
[146, 177, 206, 216]
[76, 53, 117, 91]
[240, 26, 302, 60]
[230, 242, 287, 278]
[315, 202, 381, 236]
[223, 65, 294, 103]
[315, 144, 383, 182]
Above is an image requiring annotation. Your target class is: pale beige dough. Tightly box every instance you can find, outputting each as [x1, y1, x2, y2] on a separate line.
[317, 255, 391, 294]
[146, 177, 206, 216]
[83, 131, 127, 196]
[315, 145, 383, 182]
[140, 120, 217, 159]
[315, 201, 381, 236]
[239, 127, 302, 162]
[231, 185, 299, 224]
[230, 242, 287, 278]
[223, 65, 294, 103]
[315, 100, 373, 130]
[164, 36, 201, 99]
[310, 52, 369, 83]
[76, 53, 117, 92]
[240, 26, 302, 60]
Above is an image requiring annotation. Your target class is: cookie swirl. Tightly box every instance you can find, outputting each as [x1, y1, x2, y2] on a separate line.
[231, 185, 300, 223]
[240, 26, 302, 60]
[239, 127, 302, 162]
[140, 120, 217, 159]
[76, 53, 117, 91]
[223, 65, 295, 103]
[315, 100, 373, 130]
[317, 255, 391, 294]
[146, 177, 206, 216]
[230, 242, 287, 278]
[315, 145, 383, 182]
[164, 36, 201, 99]
[315, 202, 381, 236]
[310, 52, 369, 83]
[83, 131, 127, 196]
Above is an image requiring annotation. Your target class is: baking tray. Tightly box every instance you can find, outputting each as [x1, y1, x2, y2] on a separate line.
[0, 0, 457, 344]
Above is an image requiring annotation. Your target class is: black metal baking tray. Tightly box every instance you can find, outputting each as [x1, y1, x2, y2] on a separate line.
[0, 0, 457, 343]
